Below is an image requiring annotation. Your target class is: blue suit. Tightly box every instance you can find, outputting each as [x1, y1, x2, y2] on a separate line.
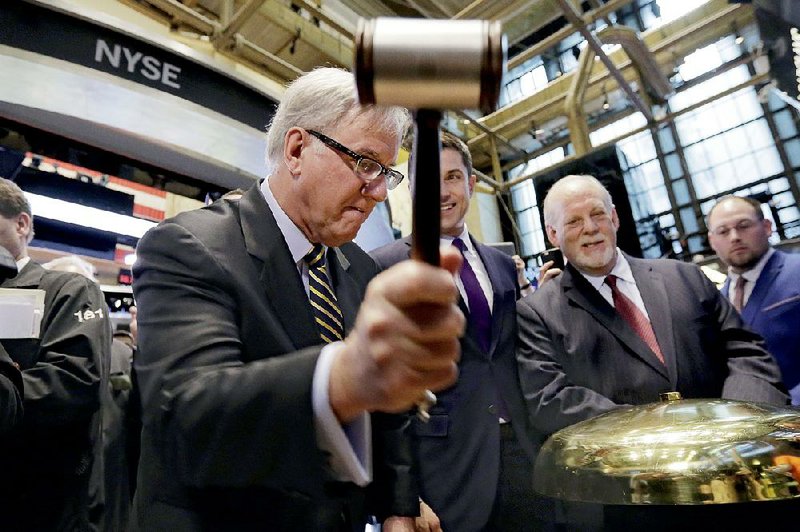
[371, 236, 539, 532]
[722, 250, 800, 404]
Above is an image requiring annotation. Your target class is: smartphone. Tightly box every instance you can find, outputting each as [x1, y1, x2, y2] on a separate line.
[538, 247, 565, 270]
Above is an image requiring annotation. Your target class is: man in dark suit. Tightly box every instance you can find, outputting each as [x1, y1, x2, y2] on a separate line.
[708, 195, 800, 404]
[131, 68, 464, 531]
[517, 174, 787, 441]
[0, 177, 110, 530]
[371, 132, 539, 531]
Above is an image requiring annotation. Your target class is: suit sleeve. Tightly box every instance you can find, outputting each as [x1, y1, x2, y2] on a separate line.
[0, 349, 23, 432]
[19, 274, 108, 427]
[133, 221, 338, 492]
[696, 269, 789, 405]
[516, 295, 624, 435]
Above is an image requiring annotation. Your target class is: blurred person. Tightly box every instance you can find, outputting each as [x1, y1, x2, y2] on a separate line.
[0, 177, 110, 530]
[513, 254, 534, 298]
[517, 174, 787, 441]
[708, 195, 800, 404]
[371, 132, 539, 531]
[0, 243, 24, 432]
[130, 68, 463, 531]
[43, 253, 136, 530]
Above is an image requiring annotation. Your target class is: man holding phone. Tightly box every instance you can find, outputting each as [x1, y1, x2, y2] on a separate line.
[371, 132, 539, 531]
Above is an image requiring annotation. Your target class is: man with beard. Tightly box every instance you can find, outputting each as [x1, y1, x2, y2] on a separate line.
[516, 174, 787, 445]
[708, 195, 800, 404]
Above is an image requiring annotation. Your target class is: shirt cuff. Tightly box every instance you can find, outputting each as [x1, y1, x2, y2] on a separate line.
[312, 342, 372, 486]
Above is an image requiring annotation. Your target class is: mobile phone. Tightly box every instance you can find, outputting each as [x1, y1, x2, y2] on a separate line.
[538, 247, 565, 270]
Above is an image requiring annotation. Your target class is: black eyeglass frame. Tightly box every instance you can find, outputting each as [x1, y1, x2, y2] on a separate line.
[307, 129, 405, 190]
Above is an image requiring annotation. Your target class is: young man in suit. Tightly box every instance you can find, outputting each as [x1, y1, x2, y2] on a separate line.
[708, 195, 800, 404]
[517, 174, 787, 440]
[371, 132, 539, 532]
[131, 68, 465, 531]
[0, 177, 110, 530]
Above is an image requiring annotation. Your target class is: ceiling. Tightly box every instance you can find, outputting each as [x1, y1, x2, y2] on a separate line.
[118, 0, 754, 183]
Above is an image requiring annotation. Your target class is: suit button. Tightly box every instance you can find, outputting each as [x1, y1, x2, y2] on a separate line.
[488, 404, 497, 415]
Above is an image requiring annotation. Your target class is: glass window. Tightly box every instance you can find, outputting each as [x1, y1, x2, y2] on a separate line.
[680, 206, 699, 233]
[785, 138, 800, 167]
[665, 153, 683, 179]
[773, 109, 798, 140]
[657, 125, 675, 153]
[673, 179, 690, 203]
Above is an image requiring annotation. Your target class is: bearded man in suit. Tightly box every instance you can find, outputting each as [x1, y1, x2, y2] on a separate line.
[516, 174, 787, 442]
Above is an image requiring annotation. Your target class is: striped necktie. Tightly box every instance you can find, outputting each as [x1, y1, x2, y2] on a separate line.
[606, 274, 665, 365]
[304, 244, 344, 343]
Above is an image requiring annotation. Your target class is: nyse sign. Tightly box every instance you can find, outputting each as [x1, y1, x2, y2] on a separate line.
[95, 39, 181, 89]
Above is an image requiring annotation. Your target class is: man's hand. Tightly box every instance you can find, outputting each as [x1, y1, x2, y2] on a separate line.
[538, 260, 562, 287]
[330, 246, 464, 421]
[382, 500, 443, 532]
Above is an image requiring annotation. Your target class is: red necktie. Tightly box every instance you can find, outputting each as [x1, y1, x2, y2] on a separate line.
[732, 276, 746, 313]
[605, 275, 665, 365]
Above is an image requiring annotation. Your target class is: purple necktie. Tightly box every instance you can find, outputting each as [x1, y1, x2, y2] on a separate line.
[453, 238, 511, 421]
[453, 238, 491, 352]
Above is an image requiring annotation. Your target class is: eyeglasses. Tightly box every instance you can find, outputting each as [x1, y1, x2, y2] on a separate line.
[308, 130, 404, 190]
[709, 218, 759, 237]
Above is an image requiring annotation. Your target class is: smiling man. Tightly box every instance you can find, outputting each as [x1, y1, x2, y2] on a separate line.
[371, 132, 539, 531]
[130, 68, 465, 531]
[516, 175, 787, 446]
[708, 195, 800, 404]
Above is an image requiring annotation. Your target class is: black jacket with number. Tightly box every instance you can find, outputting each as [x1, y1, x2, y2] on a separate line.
[0, 260, 110, 531]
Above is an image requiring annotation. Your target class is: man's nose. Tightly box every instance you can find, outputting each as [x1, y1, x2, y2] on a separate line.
[583, 216, 600, 232]
[362, 177, 388, 202]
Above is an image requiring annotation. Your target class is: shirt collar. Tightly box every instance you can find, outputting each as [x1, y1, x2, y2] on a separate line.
[579, 248, 631, 291]
[440, 226, 473, 253]
[16, 256, 31, 271]
[260, 177, 321, 264]
[728, 247, 775, 284]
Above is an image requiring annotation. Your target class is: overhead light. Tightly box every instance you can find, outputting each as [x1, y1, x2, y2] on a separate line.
[734, 34, 744, 45]
[25, 192, 157, 239]
[602, 87, 610, 110]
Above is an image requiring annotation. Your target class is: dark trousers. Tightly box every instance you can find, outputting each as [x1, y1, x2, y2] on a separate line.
[486, 422, 545, 531]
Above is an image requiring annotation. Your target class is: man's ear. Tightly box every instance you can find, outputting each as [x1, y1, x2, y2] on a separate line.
[283, 127, 305, 176]
[467, 173, 477, 197]
[16, 212, 32, 241]
[611, 207, 620, 232]
[546, 224, 559, 247]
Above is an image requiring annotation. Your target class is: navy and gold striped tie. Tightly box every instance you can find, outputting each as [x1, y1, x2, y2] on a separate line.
[304, 244, 344, 343]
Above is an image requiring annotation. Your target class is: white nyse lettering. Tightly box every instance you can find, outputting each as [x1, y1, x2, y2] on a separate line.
[162, 62, 181, 89]
[93, 38, 182, 89]
[94, 38, 121, 68]
[141, 55, 161, 81]
[122, 47, 143, 73]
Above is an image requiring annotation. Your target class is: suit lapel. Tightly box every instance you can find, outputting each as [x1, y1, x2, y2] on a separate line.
[239, 184, 320, 349]
[629, 258, 677, 384]
[741, 252, 783, 323]
[473, 239, 507, 358]
[563, 264, 669, 380]
[328, 248, 359, 335]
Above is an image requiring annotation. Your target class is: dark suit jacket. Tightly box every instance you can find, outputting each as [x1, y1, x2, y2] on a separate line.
[0, 261, 108, 531]
[131, 184, 415, 530]
[371, 236, 538, 532]
[517, 255, 787, 438]
[722, 250, 800, 395]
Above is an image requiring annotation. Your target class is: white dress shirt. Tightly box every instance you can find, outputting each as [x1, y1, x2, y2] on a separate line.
[579, 249, 650, 319]
[260, 178, 371, 486]
[441, 226, 494, 312]
[726, 248, 775, 309]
